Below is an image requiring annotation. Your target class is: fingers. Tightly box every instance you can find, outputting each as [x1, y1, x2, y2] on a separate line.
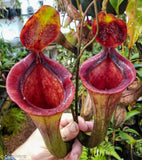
[60, 113, 94, 132]
[67, 139, 82, 160]
[60, 114, 73, 129]
[85, 121, 94, 132]
[78, 116, 94, 132]
[78, 116, 88, 132]
[60, 122, 79, 141]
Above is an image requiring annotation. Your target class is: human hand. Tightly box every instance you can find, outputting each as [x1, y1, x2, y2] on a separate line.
[12, 113, 93, 160]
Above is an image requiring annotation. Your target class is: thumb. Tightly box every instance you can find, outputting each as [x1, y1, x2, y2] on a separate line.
[60, 122, 79, 142]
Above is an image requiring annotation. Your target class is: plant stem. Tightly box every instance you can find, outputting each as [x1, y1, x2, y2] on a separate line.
[81, 57, 85, 113]
[112, 107, 117, 146]
[128, 48, 131, 60]
[122, 43, 125, 57]
[130, 144, 134, 160]
[74, 58, 80, 123]
[76, 0, 83, 17]
[102, 0, 109, 12]
[0, 134, 7, 159]
[70, 104, 75, 121]
[0, 85, 6, 88]
[72, 0, 99, 123]
[112, 128, 116, 146]
[72, 0, 99, 76]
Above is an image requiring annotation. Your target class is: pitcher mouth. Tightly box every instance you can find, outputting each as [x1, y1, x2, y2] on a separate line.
[79, 48, 136, 95]
[6, 52, 75, 117]
[22, 56, 64, 110]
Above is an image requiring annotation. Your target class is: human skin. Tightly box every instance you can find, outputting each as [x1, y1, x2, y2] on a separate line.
[12, 113, 93, 160]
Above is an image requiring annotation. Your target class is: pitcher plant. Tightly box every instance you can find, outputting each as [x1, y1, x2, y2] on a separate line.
[78, 11, 136, 148]
[6, 4, 136, 159]
[78, 47, 136, 147]
[6, 5, 75, 158]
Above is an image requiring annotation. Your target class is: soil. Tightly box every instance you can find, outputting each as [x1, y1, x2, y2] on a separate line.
[3, 114, 36, 154]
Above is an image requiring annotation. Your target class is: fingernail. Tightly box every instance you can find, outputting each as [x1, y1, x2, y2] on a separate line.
[73, 154, 79, 160]
[70, 122, 78, 133]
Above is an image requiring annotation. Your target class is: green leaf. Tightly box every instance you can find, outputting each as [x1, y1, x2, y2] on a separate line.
[119, 131, 136, 145]
[126, 0, 142, 48]
[131, 53, 139, 59]
[109, 0, 124, 15]
[123, 128, 139, 135]
[134, 63, 142, 68]
[136, 68, 142, 78]
[125, 110, 140, 121]
[65, 29, 77, 45]
[93, 155, 107, 160]
[115, 146, 122, 152]
[0, 135, 6, 157]
[1, 108, 26, 136]
[137, 139, 142, 143]
[98, 142, 121, 160]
